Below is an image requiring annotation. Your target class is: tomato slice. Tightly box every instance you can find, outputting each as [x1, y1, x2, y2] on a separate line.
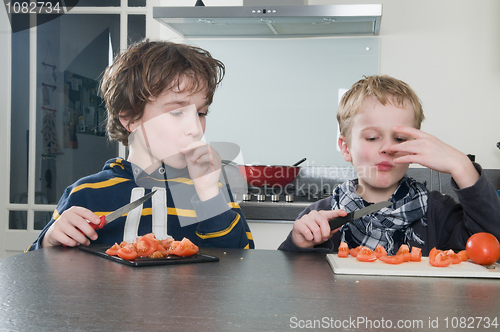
[143, 233, 157, 240]
[154, 242, 168, 256]
[410, 246, 422, 262]
[136, 235, 157, 257]
[457, 250, 469, 261]
[349, 246, 361, 257]
[430, 252, 452, 267]
[396, 244, 411, 262]
[105, 243, 121, 256]
[374, 244, 387, 259]
[148, 251, 165, 259]
[179, 237, 199, 256]
[428, 247, 441, 264]
[169, 238, 199, 257]
[338, 242, 349, 258]
[117, 245, 139, 260]
[160, 238, 174, 250]
[443, 249, 462, 264]
[167, 241, 180, 255]
[379, 255, 405, 264]
[356, 247, 377, 262]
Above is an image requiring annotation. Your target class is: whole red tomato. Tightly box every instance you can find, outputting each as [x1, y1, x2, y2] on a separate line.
[466, 233, 500, 265]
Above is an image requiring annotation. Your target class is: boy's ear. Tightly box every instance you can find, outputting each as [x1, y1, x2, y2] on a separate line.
[338, 135, 352, 162]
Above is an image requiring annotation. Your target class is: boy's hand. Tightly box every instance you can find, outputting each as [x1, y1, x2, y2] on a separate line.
[389, 126, 479, 189]
[292, 209, 348, 248]
[179, 141, 221, 201]
[42, 206, 100, 248]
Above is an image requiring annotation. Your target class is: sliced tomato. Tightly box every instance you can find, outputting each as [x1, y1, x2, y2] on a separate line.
[143, 233, 157, 240]
[167, 241, 181, 255]
[160, 238, 174, 250]
[154, 242, 169, 256]
[396, 244, 411, 262]
[410, 246, 422, 262]
[148, 251, 165, 259]
[457, 250, 469, 261]
[443, 249, 462, 264]
[105, 243, 121, 256]
[356, 247, 377, 262]
[379, 255, 405, 264]
[430, 252, 452, 267]
[338, 242, 349, 258]
[349, 246, 361, 258]
[136, 235, 157, 257]
[117, 245, 138, 260]
[169, 237, 199, 257]
[374, 244, 387, 259]
[428, 247, 441, 264]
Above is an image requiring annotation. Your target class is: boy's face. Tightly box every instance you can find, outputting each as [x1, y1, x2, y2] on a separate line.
[126, 82, 209, 169]
[339, 96, 414, 200]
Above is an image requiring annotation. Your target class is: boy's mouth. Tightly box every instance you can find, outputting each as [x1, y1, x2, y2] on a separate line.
[376, 162, 394, 171]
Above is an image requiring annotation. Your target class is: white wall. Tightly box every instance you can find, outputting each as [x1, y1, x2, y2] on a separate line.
[156, 0, 500, 168]
[310, 0, 500, 168]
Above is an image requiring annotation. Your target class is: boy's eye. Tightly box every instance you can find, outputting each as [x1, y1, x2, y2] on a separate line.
[170, 111, 183, 117]
[198, 109, 210, 118]
[394, 137, 407, 143]
[365, 137, 377, 141]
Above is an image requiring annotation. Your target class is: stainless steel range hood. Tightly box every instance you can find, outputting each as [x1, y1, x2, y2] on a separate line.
[153, 4, 382, 38]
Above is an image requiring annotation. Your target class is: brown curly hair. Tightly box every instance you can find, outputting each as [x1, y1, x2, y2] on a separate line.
[100, 39, 225, 146]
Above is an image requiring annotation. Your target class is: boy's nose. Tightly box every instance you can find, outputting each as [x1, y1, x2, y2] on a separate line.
[183, 110, 202, 138]
[379, 140, 396, 155]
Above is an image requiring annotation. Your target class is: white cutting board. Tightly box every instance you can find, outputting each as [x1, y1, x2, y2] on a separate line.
[327, 254, 500, 279]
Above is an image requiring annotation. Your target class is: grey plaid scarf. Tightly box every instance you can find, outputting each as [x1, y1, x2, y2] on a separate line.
[332, 176, 428, 255]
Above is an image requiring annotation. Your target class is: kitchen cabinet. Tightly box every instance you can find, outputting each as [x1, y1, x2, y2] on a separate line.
[247, 220, 293, 250]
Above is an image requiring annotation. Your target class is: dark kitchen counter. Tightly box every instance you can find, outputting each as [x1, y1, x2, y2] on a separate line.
[2, 247, 499, 331]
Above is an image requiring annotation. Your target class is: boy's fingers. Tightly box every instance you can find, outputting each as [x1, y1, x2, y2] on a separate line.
[306, 210, 347, 240]
[392, 126, 426, 139]
[179, 141, 206, 154]
[318, 209, 348, 221]
[71, 206, 101, 225]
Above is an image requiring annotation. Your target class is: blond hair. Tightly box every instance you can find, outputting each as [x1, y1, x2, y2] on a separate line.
[337, 75, 424, 142]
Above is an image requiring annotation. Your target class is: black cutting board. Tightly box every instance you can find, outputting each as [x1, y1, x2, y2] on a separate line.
[79, 244, 219, 267]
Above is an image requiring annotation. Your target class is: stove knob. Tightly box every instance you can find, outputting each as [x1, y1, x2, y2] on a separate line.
[271, 194, 280, 202]
[242, 194, 252, 201]
[285, 194, 294, 202]
[257, 194, 266, 202]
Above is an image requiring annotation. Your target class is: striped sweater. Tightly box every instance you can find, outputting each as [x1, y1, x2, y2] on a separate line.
[28, 158, 254, 250]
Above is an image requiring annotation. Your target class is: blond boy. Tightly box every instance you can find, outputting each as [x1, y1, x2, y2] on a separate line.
[279, 75, 500, 255]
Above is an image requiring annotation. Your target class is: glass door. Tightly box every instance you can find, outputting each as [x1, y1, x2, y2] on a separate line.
[2, 1, 150, 257]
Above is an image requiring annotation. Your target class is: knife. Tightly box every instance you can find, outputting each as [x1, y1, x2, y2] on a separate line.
[63, 190, 156, 246]
[91, 190, 157, 230]
[328, 201, 392, 230]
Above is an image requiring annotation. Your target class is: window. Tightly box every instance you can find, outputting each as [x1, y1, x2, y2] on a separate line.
[4, 2, 148, 255]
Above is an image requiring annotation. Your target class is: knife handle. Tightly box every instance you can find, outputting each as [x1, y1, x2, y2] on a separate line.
[95, 215, 107, 230]
[62, 216, 106, 247]
[328, 213, 353, 230]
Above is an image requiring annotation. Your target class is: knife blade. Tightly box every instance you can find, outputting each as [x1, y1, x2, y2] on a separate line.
[328, 200, 392, 230]
[92, 190, 157, 230]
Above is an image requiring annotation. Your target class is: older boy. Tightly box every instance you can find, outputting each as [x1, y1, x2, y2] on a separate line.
[28, 40, 254, 250]
[279, 75, 500, 255]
